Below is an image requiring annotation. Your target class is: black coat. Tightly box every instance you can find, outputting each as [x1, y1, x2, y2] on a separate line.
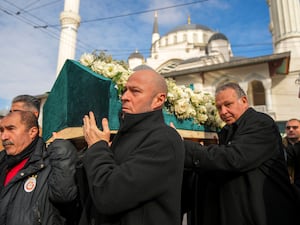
[184, 108, 300, 225]
[80, 109, 185, 225]
[0, 138, 78, 225]
[285, 141, 300, 188]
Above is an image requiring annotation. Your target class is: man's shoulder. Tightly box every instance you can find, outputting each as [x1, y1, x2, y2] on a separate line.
[152, 124, 183, 144]
[294, 141, 300, 148]
[47, 139, 77, 160]
[282, 137, 289, 147]
[244, 108, 274, 123]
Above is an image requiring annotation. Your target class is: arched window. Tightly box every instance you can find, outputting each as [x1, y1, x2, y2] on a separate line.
[248, 80, 265, 106]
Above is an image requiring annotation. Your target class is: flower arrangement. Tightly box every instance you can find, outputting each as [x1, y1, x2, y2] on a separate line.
[165, 79, 224, 130]
[79, 51, 132, 95]
[79, 52, 224, 130]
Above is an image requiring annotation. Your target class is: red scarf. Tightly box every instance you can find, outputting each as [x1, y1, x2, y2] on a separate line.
[4, 157, 29, 186]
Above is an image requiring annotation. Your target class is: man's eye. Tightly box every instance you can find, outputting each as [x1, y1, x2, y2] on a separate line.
[121, 89, 127, 95]
[132, 89, 141, 94]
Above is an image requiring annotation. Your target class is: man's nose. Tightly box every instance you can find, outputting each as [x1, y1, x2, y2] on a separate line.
[218, 106, 227, 115]
[121, 91, 129, 101]
[1, 130, 8, 140]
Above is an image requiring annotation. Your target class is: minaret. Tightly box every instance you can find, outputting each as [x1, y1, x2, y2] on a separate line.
[150, 11, 160, 59]
[267, 0, 300, 72]
[152, 11, 160, 44]
[56, 0, 81, 76]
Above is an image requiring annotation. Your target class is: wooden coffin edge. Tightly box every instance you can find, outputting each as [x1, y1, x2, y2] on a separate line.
[46, 127, 218, 143]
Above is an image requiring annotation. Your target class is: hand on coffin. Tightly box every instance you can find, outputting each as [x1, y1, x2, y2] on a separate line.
[83, 111, 111, 148]
[51, 132, 62, 140]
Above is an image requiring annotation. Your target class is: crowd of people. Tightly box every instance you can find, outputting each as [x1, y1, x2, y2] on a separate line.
[0, 69, 299, 225]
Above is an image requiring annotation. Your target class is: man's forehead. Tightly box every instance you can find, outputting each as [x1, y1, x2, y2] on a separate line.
[216, 89, 236, 99]
[1, 114, 20, 125]
[125, 78, 146, 90]
[218, 88, 235, 94]
[287, 120, 300, 125]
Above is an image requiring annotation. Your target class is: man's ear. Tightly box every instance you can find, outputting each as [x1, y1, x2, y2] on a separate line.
[152, 93, 166, 110]
[241, 96, 248, 104]
[29, 126, 39, 139]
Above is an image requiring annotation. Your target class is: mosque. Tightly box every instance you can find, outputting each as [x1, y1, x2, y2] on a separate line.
[126, 0, 300, 122]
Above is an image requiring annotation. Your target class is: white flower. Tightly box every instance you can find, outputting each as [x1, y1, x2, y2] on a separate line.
[166, 78, 223, 129]
[196, 113, 208, 124]
[91, 60, 105, 74]
[174, 99, 191, 118]
[79, 53, 96, 67]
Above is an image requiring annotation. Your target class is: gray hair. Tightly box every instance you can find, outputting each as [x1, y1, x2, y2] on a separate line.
[215, 82, 246, 98]
[12, 95, 40, 114]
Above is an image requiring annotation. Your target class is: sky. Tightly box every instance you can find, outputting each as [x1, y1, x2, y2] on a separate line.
[0, 0, 273, 110]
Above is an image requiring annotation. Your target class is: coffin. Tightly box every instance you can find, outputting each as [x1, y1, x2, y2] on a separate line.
[42, 60, 217, 143]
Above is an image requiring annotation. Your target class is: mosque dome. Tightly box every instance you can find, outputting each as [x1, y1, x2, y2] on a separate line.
[165, 23, 212, 35]
[128, 50, 144, 60]
[133, 64, 155, 71]
[208, 32, 228, 43]
[146, 15, 233, 69]
[128, 50, 145, 70]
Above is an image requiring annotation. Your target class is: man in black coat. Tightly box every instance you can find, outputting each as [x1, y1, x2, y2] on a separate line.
[0, 111, 78, 225]
[183, 82, 300, 225]
[80, 69, 185, 225]
[9, 94, 81, 225]
[283, 118, 300, 187]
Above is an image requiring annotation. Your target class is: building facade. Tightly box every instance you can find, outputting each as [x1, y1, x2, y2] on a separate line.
[128, 1, 300, 122]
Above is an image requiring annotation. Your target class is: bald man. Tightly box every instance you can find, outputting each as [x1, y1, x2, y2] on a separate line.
[79, 69, 185, 225]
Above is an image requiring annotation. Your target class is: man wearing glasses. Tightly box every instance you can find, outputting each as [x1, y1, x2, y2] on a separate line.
[283, 118, 300, 187]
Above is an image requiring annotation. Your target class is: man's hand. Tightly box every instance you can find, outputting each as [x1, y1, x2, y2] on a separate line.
[83, 111, 111, 148]
[51, 132, 62, 140]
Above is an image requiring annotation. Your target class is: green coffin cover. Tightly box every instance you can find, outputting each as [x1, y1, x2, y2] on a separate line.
[42, 60, 211, 141]
[42, 59, 122, 141]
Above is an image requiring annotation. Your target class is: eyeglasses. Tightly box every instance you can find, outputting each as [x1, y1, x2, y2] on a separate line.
[286, 126, 299, 130]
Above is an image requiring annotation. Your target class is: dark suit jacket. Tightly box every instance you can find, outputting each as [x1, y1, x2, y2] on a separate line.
[184, 108, 300, 225]
[80, 109, 185, 225]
